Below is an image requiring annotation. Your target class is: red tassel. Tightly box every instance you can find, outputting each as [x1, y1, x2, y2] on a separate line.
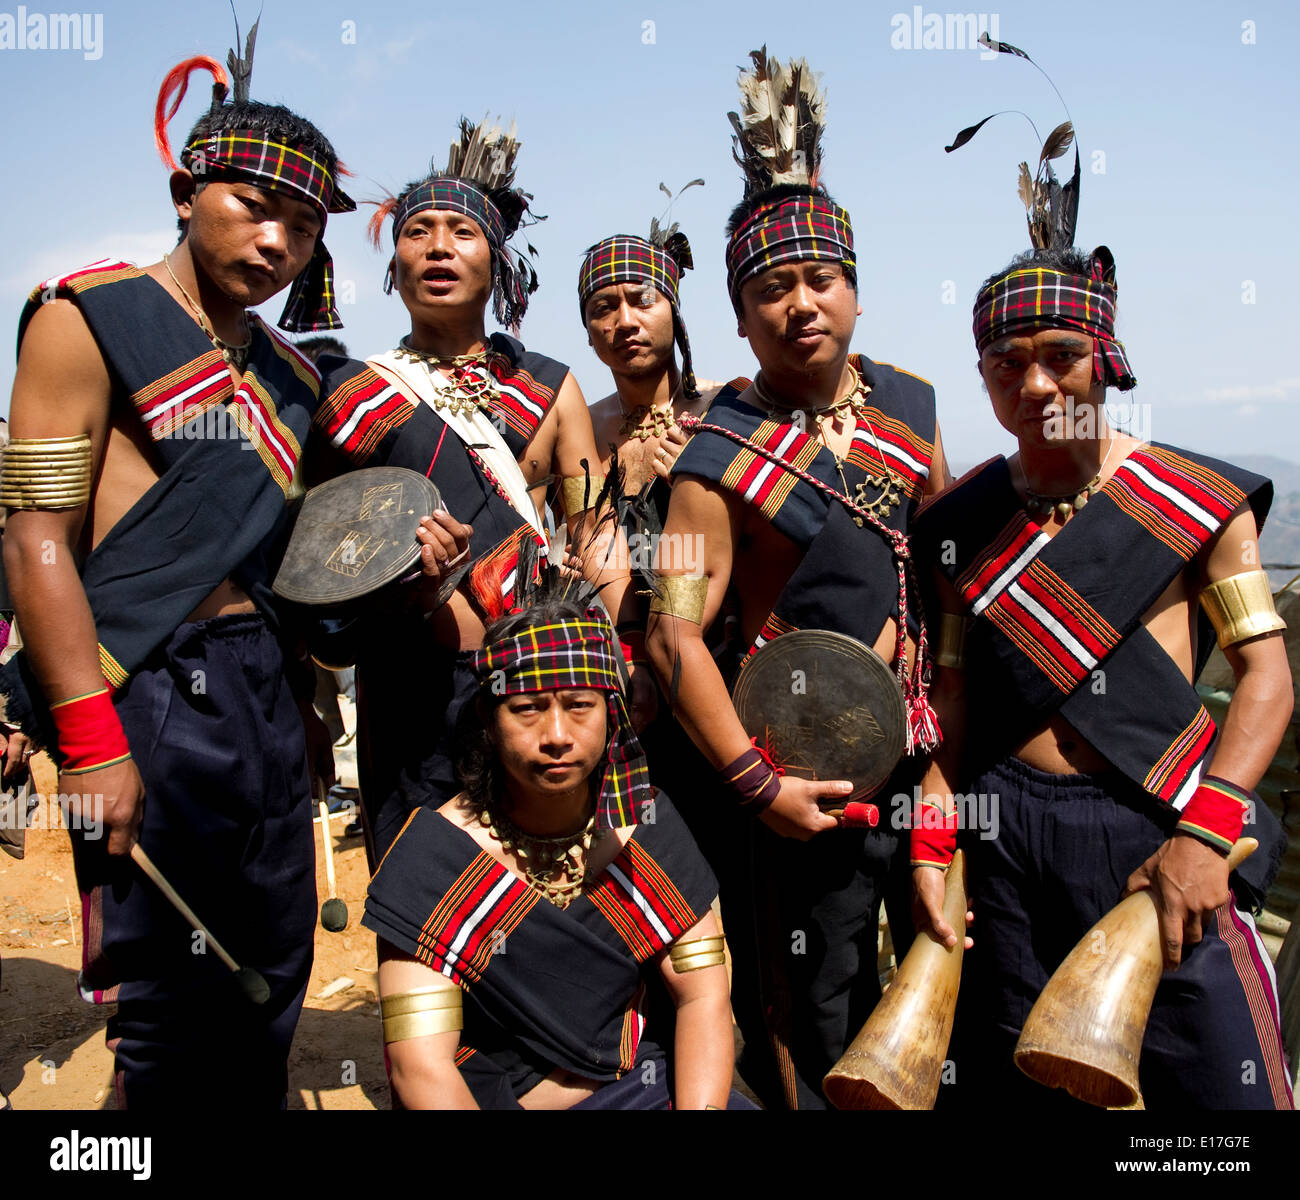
[906, 694, 942, 755]
[155, 55, 228, 170]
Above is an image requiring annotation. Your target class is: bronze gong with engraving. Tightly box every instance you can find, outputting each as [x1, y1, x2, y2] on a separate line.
[731, 629, 907, 802]
[272, 467, 444, 606]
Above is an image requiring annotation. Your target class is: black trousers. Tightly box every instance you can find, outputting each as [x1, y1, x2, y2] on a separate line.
[72, 614, 315, 1110]
[724, 762, 918, 1110]
[948, 755, 1293, 1110]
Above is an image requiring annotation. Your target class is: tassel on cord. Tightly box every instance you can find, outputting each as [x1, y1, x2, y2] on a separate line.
[154, 56, 228, 170]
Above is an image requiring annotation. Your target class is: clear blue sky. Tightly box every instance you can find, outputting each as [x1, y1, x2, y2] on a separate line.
[2, 0, 1296, 468]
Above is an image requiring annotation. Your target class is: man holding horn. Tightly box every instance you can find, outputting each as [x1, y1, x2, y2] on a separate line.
[913, 55, 1293, 1105]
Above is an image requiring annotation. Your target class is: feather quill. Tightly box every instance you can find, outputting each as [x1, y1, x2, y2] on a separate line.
[443, 115, 521, 193]
[944, 34, 1080, 250]
[225, 3, 259, 105]
[729, 45, 828, 197]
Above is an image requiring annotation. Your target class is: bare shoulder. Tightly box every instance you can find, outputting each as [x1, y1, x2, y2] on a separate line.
[11, 298, 111, 433]
[1200, 500, 1263, 589]
[687, 381, 726, 415]
[587, 388, 623, 432]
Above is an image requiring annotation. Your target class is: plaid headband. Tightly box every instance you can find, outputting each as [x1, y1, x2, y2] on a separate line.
[182, 130, 355, 333]
[391, 179, 508, 250]
[973, 262, 1137, 392]
[578, 235, 698, 400]
[387, 177, 537, 328]
[472, 614, 651, 829]
[725, 193, 855, 304]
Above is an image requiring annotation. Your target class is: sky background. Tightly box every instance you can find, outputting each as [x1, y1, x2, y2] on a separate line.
[1, 0, 1297, 469]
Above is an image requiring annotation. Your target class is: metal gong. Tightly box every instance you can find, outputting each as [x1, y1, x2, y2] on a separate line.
[272, 467, 443, 606]
[731, 629, 907, 801]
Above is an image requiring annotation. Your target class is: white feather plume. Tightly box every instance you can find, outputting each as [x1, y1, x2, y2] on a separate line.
[728, 46, 828, 197]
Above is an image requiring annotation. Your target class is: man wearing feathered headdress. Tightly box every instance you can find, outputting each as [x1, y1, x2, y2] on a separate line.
[645, 49, 953, 1109]
[307, 118, 648, 869]
[0, 17, 368, 1108]
[910, 37, 1293, 1109]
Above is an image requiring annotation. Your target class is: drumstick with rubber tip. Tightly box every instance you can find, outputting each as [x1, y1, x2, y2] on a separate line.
[316, 780, 348, 932]
[129, 844, 270, 1005]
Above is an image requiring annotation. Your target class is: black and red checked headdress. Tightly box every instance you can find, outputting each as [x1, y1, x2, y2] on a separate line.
[466, 475, 651, 830]
[578, 184, 703, 400]
[947, 34, 1136, 391]
[152, 16, 354, 333]
[723, 47, 855, 307]
[367, 118, 541, 333]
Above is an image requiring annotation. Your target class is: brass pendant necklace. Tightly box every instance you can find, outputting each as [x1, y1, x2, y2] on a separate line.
[618, 380, 683, 442]
[480, 805, 602, 909]
[752, 361, 869, 424]
[1022, 438, 1120, 523]
[163, 252, 251, 371]
[751, 362, 901, 524]
[396, 338, 502, 417]
[851, 418, 904, 521]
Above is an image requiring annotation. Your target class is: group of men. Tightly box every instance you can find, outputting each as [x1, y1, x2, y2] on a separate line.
[0, 37, 1293, 1111]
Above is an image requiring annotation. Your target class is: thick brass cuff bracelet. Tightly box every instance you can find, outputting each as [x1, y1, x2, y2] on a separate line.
[0, 433, 93, 510]
[561, 473, 608, 517]
[380, 986, 463, 1043]
[648, 574, 707, 625]
[1200, 570, 1286, 648]
[669, 934, 727, 973]
[934, 611, 971, 670]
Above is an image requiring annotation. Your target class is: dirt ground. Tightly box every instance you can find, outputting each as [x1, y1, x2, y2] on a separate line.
[1, 699, 388, 1112]
[0, 813, 386, 1110]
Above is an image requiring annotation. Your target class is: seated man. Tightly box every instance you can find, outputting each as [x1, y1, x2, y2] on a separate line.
[912, 243, 1294, 1109]
[363, 577, 744, 1109]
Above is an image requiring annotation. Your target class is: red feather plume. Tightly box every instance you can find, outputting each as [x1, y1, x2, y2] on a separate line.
[364, 196, 399, 250]
[154, 55, 228, 170]
[468, 541, 517, 625]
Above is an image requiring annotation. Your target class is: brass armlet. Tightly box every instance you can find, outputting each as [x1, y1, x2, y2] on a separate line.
[380, 986, 463, 1043]
[669, 934, 727, 973]
[648, 575, 707, 626]
[561, 473, 608, 517]
[1200, 570, 1286, 649]
[934, 611, 971, 670]
[0, 434, 93, 510]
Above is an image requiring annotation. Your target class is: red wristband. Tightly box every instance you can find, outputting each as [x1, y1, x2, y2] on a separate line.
[722, 743, 783, 813]
[1177, 775, 1250, 854]
[910, 799, 958, 869]
[620, 631, 649, 666]
[49, 687, 132, 775]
